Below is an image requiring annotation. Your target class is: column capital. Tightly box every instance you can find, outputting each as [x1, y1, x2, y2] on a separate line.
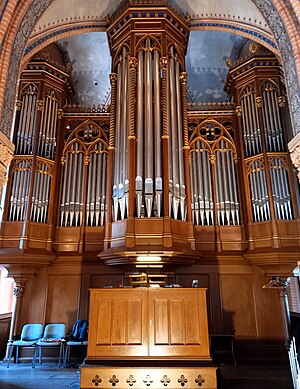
[13, 284, 26, 299]
[109, 72, 118, 84]
[160, 57, 168, 69]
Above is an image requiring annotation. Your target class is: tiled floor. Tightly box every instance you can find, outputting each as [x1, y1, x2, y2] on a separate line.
[0, 362, 293, 389]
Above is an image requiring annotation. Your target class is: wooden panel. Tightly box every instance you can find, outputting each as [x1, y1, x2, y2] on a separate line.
[87, 289, 148, 358]
[45, 274, 80, 332]
[149, 289, 210, 359]
[219, 274, 257, 338]
[0, 313, 11, 358]
[81, 367, 217, 389]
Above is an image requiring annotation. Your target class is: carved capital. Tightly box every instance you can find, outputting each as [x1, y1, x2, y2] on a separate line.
[110, 72, 118, 84]
[256, 96, 263, 108]
[278, 96, 285, 107]
[15, 100, 22, 111]
[160, 57, 168, 69]
[209, 154, 216, 165]
[36, 100, 44, 111]
[179, 72, 188, 84]
[57, 109, 64, 119]
[235, 106, 242, 116]
[13, 285, 25, 298]
[129, 57, 137, 69]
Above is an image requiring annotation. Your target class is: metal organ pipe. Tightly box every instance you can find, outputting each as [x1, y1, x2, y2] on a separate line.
[101, 150, 107, 226]
[196, 145, 204, 225]
[167, 63, 172, 217]
[60, 154, 68, 226]
[154, 49, 162, 217]
[169, 47, 180, 219]
[241, 98, 250, 157]
[144, 39, 154, 217]
[113, 62, 122, 221]
[175, 60, 185, 220]
[76, 152, 83, 226]
[190, 151, 196, 224]
[136, 50, 143, 217]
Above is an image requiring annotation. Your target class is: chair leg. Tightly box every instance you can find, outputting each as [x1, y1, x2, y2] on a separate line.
[32, 345, 37, 368]
[64, 345, 70, 368]
[58, 343, 64, 368]
[39, 346, 42, 364]
[7, 345, 14, 368]
[16, 346, 19, 363]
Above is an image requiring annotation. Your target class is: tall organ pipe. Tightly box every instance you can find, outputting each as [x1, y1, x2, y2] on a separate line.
[144, 39, 153, 181]
[154, 49, 162, 217]
[154, 50, 161, 179]
[175, 61, 185, 219]
[136, 50, 143, 180]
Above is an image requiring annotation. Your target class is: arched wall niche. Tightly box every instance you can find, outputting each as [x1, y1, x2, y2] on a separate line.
[0, 0, 299, 139]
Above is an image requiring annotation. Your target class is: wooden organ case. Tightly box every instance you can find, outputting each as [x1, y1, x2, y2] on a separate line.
[80, 288, 216, 389]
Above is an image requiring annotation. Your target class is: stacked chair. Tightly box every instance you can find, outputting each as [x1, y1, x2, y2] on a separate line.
[7, 323, 43, 368]
[32, 323, 66, 368]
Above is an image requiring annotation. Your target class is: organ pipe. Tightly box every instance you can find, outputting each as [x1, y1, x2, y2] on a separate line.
[15, 84, 38, 155]
[144, 39, 154, 217]
[136, 50, 144, 217]
[113, 62, 122, 221]
[154, 49, 162, 217]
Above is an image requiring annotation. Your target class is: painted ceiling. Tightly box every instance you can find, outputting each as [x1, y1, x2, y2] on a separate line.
[47, 0, 271, 105]
[57, 30, 249, 105]
[34, 0, 270, 34]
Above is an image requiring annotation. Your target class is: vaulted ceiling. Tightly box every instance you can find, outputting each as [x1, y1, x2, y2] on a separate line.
[32, 0, 273, 105]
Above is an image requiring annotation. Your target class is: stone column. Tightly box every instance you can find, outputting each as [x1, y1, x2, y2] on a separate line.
[4, 280, 26, 361]
[288, 132, 300, 183]
[0, 131, 14, 199]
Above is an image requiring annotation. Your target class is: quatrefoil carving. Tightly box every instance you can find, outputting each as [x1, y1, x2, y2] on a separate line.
[126, 375, 136, 386]
[178, 375, 188, 386]
[160, 375, 171, 386]
[109, 375, 119, 386]
[143, 375, 153, 386]
[92, 375, 102, 387]
[195, 375, 205, 387]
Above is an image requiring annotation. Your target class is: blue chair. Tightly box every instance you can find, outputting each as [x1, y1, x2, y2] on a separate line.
[63, 340, 88, 367]
[32, 323, 66, 368]
[7, 323, 43, 368]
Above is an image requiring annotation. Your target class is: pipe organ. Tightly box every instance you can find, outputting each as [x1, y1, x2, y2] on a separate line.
[189, 119, 239, 226]
[1, 0, 300, 369]
[226, 55, 297, 226]
[60, 121, 108, 227]
[6, 56, 68, 228]
[0, 0, 299, 263]
[112, 38, 186, 222]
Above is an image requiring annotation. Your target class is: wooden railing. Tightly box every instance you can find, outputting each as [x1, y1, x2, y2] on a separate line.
[289, 337, 300, 389]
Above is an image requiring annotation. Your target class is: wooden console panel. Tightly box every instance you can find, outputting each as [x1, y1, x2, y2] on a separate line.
[87, 288, 211, 360]
[81, 289, 216, 388]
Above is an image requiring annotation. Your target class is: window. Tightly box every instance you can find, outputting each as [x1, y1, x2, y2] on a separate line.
[0, 266, 14, 314]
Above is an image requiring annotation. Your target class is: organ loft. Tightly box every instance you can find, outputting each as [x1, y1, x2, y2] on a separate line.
[0, 0, 299, 386]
